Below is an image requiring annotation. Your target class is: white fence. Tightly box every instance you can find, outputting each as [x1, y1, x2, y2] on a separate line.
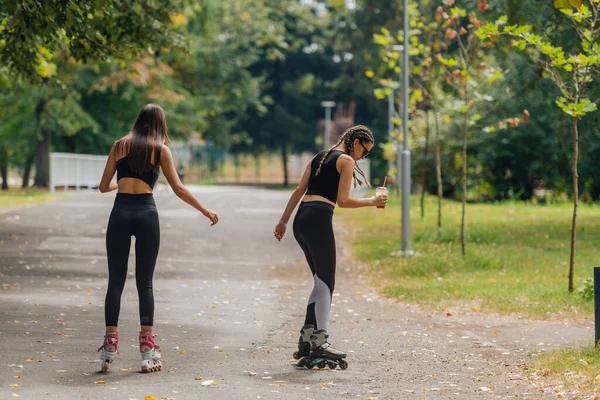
[50, 152, 108, 193]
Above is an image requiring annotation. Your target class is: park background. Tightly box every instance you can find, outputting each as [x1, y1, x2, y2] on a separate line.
[2, 0, 600, 397]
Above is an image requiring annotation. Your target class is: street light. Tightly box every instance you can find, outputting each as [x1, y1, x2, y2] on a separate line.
[320, 101, 336, 148]
[392, 0, 413, 257]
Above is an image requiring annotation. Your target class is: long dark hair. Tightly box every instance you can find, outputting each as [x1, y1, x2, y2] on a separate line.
[315, 125, 374, 188]
[114, 104, 170, 173]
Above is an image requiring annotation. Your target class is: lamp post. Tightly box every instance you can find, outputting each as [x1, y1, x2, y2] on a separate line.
[320, 101, 336, 148]
[392, 0, 413, 256]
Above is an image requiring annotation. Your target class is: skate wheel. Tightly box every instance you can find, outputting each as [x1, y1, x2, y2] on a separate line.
[306, 362, 314, 369]
[292, 351, 301, 360]
[328, 362, 337, 370]
[339, 360, 348, 370]
[317, 361, 327, 369]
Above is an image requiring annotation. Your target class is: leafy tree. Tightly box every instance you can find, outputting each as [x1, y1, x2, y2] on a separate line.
[480, 0, 600, 291]
[0, 0, 187, 82]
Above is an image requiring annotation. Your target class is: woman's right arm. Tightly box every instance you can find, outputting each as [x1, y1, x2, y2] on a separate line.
[273, 159, 312, 241]
[160, 145, 219, 226]
[336, 155, 386, 209]
[98, 143, 118, 193]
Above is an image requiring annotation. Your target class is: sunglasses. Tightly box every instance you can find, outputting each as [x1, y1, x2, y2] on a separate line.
[358, 141, 370, 158]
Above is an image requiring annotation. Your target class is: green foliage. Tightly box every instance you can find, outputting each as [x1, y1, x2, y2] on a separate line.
[578, 278, 594, 300]
[0, 0, 188, 82]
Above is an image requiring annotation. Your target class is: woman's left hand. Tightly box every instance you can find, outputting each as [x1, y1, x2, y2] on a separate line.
[273, 221, 287, 241]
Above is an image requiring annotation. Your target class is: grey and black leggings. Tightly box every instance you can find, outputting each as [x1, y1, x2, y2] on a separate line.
[105, 194, 160, 327]
[293, 201, 336, 330]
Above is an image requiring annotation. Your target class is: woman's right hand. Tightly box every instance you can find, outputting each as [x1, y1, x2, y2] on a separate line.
[203, 209, 219, 226]
[372, 193, 388, 208]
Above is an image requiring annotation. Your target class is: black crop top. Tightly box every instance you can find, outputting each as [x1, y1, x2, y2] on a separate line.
[116, 156, 160, 189]
[305, 149, 345, 203]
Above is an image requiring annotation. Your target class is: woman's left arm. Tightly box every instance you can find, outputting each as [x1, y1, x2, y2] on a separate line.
[99, 143, 118, 193]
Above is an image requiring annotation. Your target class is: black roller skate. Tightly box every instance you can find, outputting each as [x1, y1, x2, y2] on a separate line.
[293, 325, 314, 364]
[298, 329, 348, 370]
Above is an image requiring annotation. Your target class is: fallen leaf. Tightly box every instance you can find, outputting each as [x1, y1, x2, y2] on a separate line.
[179, 350, 186, 355]
[248, 371, 257, 376]
[144, 396, 157, 400]
[95, 380, 106, 385]
[195, 376, 202, 380]
[472, 306, 479, 311]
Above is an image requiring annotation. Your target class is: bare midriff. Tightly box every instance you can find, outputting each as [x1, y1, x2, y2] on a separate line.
[302, 194, 335, 207]
[117, 178, 153, 194]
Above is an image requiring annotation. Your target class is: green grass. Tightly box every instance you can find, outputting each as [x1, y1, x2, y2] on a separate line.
[0, 188, 62, 208]
[340, 194, 600, 318]
[190, 176, 219, 185]
[529, 344, 600, 395]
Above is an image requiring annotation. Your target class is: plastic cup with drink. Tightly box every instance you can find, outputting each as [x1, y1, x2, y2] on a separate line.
[376, 176, 388, 209]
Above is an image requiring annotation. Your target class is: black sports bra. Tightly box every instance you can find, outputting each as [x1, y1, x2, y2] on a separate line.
[305, 149, 344, 203]
[116, 155, 160, 189]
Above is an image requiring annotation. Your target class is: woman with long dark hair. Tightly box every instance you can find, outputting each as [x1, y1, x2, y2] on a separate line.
[273, 125, 387, 369]
[97, 104, 219, 373]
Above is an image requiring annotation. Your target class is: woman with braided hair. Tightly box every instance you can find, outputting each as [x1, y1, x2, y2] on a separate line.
[273, 125, 388, 369]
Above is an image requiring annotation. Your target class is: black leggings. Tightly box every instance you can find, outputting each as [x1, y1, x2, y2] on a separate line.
[293, 201, 336, 331]
[105, 194, 160, 327]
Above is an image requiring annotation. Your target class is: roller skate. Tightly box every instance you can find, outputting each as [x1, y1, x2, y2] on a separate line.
[301, 329, 348, 370]
[97, 331, 119, 373]
[139, 330, 162, 373]
[293, 325, 314, 366]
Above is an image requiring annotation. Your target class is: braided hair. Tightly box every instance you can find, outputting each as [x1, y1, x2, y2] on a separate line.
[315, 125, 374, 188]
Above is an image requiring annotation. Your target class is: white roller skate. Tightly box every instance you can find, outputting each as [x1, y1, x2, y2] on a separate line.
[97, 332, 119, 373]
[139, 331, 162, 373]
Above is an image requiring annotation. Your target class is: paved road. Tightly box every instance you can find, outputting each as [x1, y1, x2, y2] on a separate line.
[0, 186, 591, 399]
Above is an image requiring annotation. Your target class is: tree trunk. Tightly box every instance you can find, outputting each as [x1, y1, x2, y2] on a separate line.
[420, 110, 431, 219]
[461, 92, 468, 257]
[34, 126, 51, 188]
[281, 143, 289, 187]
[0, 155, 8, 190]
[434, 110, 443, 236]
[33, 92, 50, 188]
[568, 117, 579, 292]
[22, 153, 35, 189]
